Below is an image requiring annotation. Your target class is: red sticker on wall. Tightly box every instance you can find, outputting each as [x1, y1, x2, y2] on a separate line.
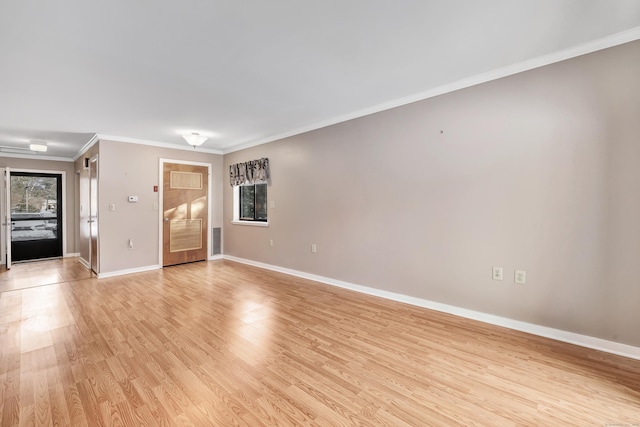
[153, 185, 158, 192]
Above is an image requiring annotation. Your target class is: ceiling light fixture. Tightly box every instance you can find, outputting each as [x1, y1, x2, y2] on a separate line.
[182, 132, 207, 148]
[29, 142, 47, 152]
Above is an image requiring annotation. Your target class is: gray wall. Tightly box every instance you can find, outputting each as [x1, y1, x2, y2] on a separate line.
[81, 140, 223, 274]
[223, 40, 640, 347]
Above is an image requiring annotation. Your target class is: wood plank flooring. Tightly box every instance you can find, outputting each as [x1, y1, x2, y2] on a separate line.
[0, 258, 93, 293]
[1, 259, 639, 426]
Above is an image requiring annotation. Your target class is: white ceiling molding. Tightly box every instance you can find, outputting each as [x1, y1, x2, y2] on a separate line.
[95, 135, 224, 156]
[1, 1, 639, 158]
[72, 133, 99, 162]
[0, 151, 74, 162]
[223, 26, 640, 154]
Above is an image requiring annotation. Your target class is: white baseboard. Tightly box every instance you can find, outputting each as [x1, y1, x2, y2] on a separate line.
[223, 255, 640, 361]
[97, 264, 161, 279]
[97, 256, 219, 278]
[78, 257, 90, 269]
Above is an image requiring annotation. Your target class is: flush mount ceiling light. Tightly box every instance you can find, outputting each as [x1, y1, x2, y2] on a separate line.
[29, 141, 47, 152]
[182, 132, 207, 148]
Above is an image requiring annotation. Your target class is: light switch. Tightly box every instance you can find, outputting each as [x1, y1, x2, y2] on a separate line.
[109, 203, 116, 211]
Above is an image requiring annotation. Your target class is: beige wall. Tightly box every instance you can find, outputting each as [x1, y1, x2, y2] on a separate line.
[94, 140, 223, 274]
[224, 40, 640, 347]
[0, 157, 77, 257]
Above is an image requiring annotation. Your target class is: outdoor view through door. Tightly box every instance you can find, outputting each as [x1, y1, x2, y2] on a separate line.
[163, 163, 208, 266]
[10, 172, 63, 262]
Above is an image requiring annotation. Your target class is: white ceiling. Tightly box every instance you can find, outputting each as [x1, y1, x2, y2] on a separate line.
[1, 0, 639, 160]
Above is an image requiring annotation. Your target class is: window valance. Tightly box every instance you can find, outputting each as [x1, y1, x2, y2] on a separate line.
[229, 158, 270, 186]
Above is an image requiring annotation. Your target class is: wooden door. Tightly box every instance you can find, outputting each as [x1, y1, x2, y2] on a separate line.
[163, 163, 208, 266]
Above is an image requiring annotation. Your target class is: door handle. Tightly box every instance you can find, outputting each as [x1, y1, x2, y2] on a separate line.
[164, 217, 169, 222]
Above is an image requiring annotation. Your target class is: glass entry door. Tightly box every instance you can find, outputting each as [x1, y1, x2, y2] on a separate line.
[10, 172, 63, 262]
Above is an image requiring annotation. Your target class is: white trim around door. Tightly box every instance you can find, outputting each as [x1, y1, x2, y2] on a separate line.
[158, 159, 213, 267]
[0, 168, 67, 265]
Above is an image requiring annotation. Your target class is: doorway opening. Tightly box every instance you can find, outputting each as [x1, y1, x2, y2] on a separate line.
[10, 171, 63, 262]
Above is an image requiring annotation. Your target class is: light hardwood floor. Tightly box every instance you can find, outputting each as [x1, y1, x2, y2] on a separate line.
[0, 258, 93, 293]
[0, 259, 639, 426]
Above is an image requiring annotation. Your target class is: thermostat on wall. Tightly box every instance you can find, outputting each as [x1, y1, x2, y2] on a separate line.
[128, 196, 138, 203]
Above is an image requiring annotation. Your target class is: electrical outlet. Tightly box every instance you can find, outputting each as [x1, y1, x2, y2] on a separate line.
[515, 270, 526, 285]
[492, 266, 503, 281]
[311, 244, 317, 253]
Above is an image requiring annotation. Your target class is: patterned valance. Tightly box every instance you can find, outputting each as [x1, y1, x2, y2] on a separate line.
[229, 158, 270, 186]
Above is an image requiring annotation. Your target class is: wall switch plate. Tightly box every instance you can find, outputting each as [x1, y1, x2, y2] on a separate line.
[128, 238, 133, 250]
[109, 203, 116, 211]
[492, 266, 503, 281]
[269, 200, 275, 209]
[515, 270, 526, 285]
[311, 244, 317, 253]
[269, 239, 274, 247]
[153, 202, 158, 211]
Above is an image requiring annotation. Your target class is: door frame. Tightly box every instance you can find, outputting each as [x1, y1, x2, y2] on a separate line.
[2, 167, 10, 268]
[1, 167, 67, 266]
[89, 155, 99, 274]
[158, 159, 212, 267]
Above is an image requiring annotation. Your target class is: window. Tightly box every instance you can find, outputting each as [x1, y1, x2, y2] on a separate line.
[239, 183, 267, 222]
[230, 157, 270, 226]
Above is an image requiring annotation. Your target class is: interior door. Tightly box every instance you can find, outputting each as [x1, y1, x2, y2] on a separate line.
[4, 168, 11, 268]
[163, 163, 208, 266]
[89, 156, 99, 274]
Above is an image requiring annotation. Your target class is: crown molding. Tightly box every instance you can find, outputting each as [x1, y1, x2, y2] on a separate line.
[96, 134, 224, 155]
[223, 26, 640, 154]
[72, 133, 99, 161]
[0, 152, 73, 162]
